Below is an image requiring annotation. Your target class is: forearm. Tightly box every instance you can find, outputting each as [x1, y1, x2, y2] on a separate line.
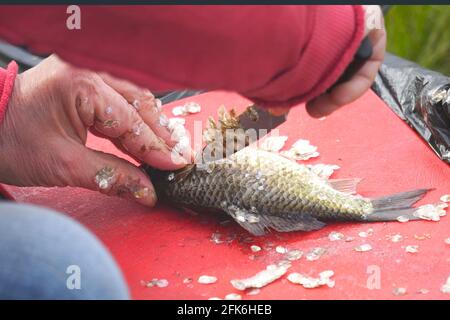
[0, 5, 364, 108]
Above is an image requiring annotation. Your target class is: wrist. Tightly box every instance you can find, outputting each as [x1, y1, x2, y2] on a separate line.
[0, 61, 19, 126]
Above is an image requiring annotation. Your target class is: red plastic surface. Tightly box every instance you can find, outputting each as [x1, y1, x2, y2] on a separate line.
[2, 90, 449, 300]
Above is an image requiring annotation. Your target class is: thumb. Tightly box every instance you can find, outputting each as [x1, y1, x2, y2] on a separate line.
[73, 146, 157, 207]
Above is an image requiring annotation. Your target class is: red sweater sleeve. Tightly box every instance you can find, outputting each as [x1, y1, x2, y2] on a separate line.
[0, 5, 364, 108]
[0, 61, 18, 125]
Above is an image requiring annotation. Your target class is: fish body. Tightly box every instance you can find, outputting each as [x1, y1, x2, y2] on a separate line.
[148, 147, 428, 236]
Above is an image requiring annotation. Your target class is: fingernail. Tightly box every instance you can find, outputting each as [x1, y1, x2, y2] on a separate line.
[122, 177, 157, 206]
[140, 187, 157, 206]
[133, 186, 149, 199]
[171, 149, 188, 166]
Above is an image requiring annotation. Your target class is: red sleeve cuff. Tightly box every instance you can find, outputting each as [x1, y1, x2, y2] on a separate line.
[0, 61, 19, 125]
[244, 5, 366, 108]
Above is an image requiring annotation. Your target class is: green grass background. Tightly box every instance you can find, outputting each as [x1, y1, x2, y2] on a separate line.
[385, 5, 450, 76]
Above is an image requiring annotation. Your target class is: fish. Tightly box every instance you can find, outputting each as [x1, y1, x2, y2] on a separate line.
[145, 108, 430, 236]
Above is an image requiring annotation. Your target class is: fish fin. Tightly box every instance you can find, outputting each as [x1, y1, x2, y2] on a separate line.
[366, 188, 432, 221]
[203, 106, 247, 157]
[224, 205, 326, 236]
[265, 214, 326, 233]
[173, 164, 196, 182]
[224, 206, 269, 236]
[371, 188, 431, 210]
[328, 178, 362, 195]
[365, 208, 420, 222]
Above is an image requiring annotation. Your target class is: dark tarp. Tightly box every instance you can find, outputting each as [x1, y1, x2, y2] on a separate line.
[372, 53, 450, 164]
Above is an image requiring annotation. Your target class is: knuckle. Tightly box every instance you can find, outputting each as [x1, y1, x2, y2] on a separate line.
[72, 71, 102, 96]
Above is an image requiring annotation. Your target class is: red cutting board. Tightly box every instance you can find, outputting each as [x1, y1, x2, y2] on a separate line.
[1, 90, 449, 300]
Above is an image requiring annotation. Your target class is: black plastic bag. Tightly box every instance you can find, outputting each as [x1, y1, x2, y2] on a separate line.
[372, 53, 450, 164]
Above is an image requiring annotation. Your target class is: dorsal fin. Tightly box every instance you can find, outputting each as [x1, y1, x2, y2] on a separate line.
[328, 178, 362, 195]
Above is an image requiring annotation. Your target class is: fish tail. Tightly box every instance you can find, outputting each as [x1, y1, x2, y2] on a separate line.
[365, 188, 432, 222]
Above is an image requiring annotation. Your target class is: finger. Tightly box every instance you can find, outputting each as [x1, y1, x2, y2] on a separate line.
[98, 73, 179, 148]
[74, 146, 157, 207]
[74, 74, 187, 170]
[305, 94, 340, 118]
[89, 127, 143, 164]
[99, 73, 194, 162]
[307, 28, 386, 117]
[330, 29, 386, 105]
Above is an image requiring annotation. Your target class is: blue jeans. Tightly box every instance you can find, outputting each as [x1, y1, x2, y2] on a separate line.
[0, 202, 129, 299]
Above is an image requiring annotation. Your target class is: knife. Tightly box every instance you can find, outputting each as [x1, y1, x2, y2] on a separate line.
[238, 105, 288, 135]
[233, 105, 288, 153]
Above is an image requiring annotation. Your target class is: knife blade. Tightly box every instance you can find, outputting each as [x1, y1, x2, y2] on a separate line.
[237, 105, 288, 139]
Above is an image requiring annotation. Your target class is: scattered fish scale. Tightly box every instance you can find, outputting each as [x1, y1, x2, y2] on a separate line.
[141, 278, 169, 288]
[198, 275, 217, 284]
[280, 139, 320, 161]
[230, 262, 291, 290]
[438, 202, 449, 209]
[354, 244, 372, 252]
[358, 228, 373, 238]
[287, 270, 335, 289]
[307, 164, 340, 179]
[305, 247, 327, 261]
[247, 288, 261, 296]
[156, 279, 169, 288]
[172, 102, 201, 116]
[414, 234, 431, 240]
[417, 288, 429, 294]
[328, 231, 345, 241]
[225, 293, 242, 300]
[441, 276, 450, 294]
[405, 245, 419, 253]
[275, 246, 288, 254]
[284, 249, 303, 261]
[392, 287, 407, 296]
[413, 203, 446, 221]
[387, 234, 403, 243]
[259, 136, 288, 153]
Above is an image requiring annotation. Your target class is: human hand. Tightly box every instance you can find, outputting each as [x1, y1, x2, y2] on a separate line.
[0, 55, 189, 207]
[306, 5, 386, 117]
